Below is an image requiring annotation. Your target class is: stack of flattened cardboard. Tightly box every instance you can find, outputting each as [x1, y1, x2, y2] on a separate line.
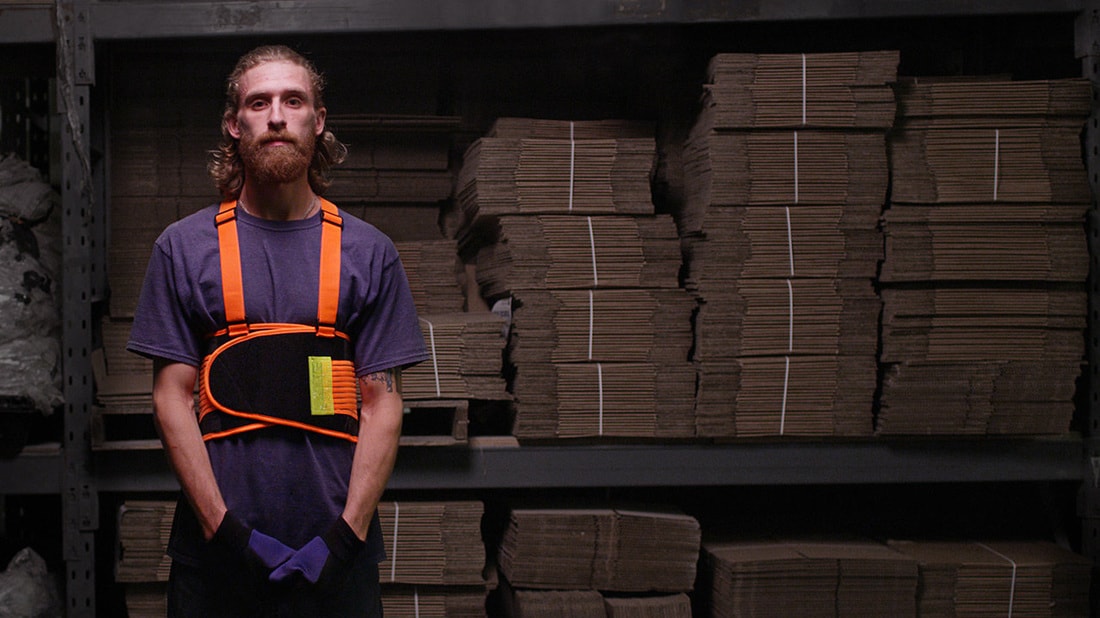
[325, 114, 458, 204]
[506, 288, 695, 439]
[380, 587, 488, 617]
[377, 500, 489, 616]
[604, 594, 692, 618]
[680, 51, 897, 438]
[115, 500, 175, 618]
[377, 501, 486, 586]
[455, 118, 697, 441]
[498, 585, 606, 618]
[878, 77, 1091, 435]
[450, 117, 657, 239]
[395, 239, 466, 315]
[887, 540, 1091, 617]
[702, 538, 918, 618]
[115, 500, 174, 584]
[404, 312, 509, 401]
[702, 52, 899, 130]
[497, 507, 700, 594]
[703, 541, 837, 617]
[474, 214, 681, 299]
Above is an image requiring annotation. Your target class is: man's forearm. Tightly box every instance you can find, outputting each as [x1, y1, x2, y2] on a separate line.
[153, 360, 227, 541]
[342, 368, 404, 540]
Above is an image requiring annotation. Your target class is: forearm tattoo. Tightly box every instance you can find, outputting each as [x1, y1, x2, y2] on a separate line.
[363, 368, 401, 393]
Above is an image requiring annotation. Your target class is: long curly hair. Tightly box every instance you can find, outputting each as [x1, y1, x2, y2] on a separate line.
[209, 45, 347, 200]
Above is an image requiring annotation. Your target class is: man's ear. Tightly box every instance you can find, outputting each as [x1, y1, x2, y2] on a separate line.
[225, 112, 241, 140]
[314, 107, 327, 137]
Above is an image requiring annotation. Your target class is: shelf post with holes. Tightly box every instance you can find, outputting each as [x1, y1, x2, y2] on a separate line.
[57, 1, 98, 616]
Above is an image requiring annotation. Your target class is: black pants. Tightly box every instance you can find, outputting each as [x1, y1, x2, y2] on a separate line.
[166, 546, 383, 618]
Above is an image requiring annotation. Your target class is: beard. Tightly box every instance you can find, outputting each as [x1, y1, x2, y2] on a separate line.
[238, 128, 316, 185]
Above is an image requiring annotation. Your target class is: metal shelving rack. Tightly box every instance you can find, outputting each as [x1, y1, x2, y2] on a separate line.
[1, 1, 1096, 614]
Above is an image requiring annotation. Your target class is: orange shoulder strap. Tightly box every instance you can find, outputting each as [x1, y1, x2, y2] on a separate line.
[215, 199, 343, 339]
[215, 201, 249, 337]
[316, 199, 343, 338]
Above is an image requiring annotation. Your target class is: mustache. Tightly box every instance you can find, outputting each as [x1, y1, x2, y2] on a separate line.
[259, 131, 299, 145]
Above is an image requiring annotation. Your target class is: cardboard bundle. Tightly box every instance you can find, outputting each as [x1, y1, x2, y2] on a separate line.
[695, 354, 877, 438]
[703, 541, 838, 618]
[693, 278, 880, 359]
[501, 587, 607, 618]
[886, 540, 1091, 617]
[889, 122, 1090, 204]
[488, 117, 655, 140]
[394, 239, 465, 315]
[895, 78, 1092, 121]
[703, 51, 900, 129]
[508, 288, 694, 364]
[381, 585, 488, 617]
[498, 508, 700, 593]
[682, 204, 882, 285]
[115, 500, 174, 583]
[454, 136, 655, 224]
[880, 287, 1085, 363]
[604, 594, 692, 618]
[404, 312, 509, 401]
[675, 52, 895, 441]
[680, 128, 887, 231]
[377, 501, 486, 586]
[110, 128, 218, 199]
[879, 77, 1090, 436]
[703, 538, 918, 618]
[123, 583, 167, 618]
[474, 215, 681, 299]
[797, 539, 919, 618]
[108, 197, 207, 318]
[880, 221, 1087, 283]
[510, 361, 697, 439]
[325, 114, 458, 203]
[876, 361, 1080, 435]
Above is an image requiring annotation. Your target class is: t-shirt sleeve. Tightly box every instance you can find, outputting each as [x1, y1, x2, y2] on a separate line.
[126, 233, 204, 367]
[351, 246, 429, 377]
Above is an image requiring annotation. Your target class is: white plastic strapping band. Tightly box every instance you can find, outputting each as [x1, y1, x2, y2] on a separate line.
[414, 587, 420, 618]
[587, 216, 599, 287]
[597, 362, 605, 436]
[801, 53, 807, 125]
[588, 290, 595, 360]
[780, 356, 790, 435]
[785, 206, 795, 276]
[976, 542, 1016, 617]
[390, 501, 400, 582]
[993, 129, 1000, 201]
[419, 318, 441, 397]
[793, 131, 800, 204]
[568, 121, 576, 212]
[787, 279, 794, 352]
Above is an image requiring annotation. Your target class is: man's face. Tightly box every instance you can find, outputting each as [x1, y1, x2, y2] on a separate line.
[227, 59, 327, 185]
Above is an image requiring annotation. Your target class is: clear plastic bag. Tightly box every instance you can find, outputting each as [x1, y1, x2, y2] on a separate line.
[0, 547, 62, 618]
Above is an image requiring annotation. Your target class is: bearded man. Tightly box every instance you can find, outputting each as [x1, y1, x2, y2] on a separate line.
[127, 45, 428, 617]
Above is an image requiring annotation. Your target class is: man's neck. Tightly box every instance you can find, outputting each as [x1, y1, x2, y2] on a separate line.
[238, 181, 318, 221]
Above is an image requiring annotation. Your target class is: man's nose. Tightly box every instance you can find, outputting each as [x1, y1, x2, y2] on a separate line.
[268, 102, 287, 129]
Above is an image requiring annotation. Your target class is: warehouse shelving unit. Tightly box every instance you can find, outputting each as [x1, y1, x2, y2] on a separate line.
[1, 1, 1097, 614]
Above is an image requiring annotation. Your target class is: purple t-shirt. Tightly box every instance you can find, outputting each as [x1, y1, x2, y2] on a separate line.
[127, 203, 428, 565]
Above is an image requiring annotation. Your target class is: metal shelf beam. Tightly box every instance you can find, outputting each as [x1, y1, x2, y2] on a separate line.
[0, 1, 1086, 44]
[87, 438, 1085, 493]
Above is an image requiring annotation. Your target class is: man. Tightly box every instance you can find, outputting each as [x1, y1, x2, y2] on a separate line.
[127, 45, 428, 616]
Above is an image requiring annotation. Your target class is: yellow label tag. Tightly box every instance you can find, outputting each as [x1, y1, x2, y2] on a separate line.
[308, 356, 335, 416]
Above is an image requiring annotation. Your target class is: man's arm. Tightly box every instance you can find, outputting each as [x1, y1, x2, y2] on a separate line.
[152, 358, 227, 541]
[341, 368, 404, 540]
